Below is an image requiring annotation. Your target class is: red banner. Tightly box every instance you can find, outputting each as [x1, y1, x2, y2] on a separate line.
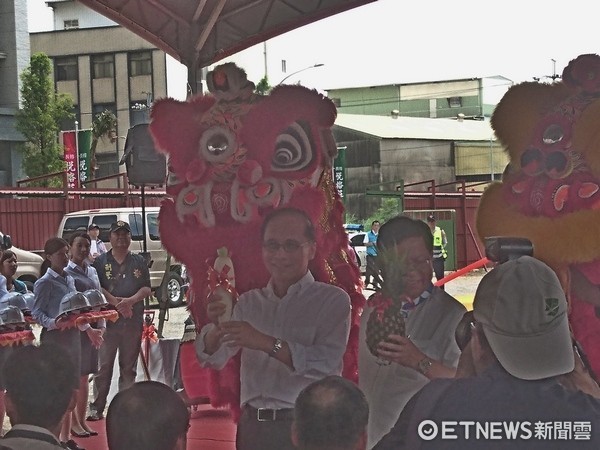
[62, 131, 78, 188]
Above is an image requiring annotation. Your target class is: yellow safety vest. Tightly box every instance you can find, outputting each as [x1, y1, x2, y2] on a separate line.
[432, 226, 447, 259]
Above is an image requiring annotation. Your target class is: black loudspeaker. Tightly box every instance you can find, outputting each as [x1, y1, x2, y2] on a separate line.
[122, 123, 166, 186]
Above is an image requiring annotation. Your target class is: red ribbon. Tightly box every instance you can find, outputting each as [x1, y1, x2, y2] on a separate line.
[370, 293, 393, 322]
[0, 330, 35, 347]
[56, 310, 119, 329]
[206, 262, 239, 302]
[142, 323, 159, 343]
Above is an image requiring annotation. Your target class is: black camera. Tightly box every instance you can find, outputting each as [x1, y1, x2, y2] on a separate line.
[484, 236, 533, 264]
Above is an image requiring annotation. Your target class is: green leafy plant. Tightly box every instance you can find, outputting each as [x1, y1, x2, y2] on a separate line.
[363, 198, 402, 231]
[255, 76, 271, 95]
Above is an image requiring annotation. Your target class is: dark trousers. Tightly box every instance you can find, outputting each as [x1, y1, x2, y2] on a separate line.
[236, 406, 295, 450]
[365, 255, 382, 288]
[90, 320, 143, 413]
[433, 257, 445, 287]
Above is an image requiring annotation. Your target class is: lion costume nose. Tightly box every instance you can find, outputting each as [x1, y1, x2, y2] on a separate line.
[520, 148, 571, 179]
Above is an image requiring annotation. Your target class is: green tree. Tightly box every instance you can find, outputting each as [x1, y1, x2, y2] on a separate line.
[364, 197, 403, 229]
[15, 52, 74, 187]
[90, 110, 117, 178]
[255, 75, 271, 95]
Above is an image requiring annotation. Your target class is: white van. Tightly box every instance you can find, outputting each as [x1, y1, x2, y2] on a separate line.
[57, 207, 187, 307]
[0, 231, 44, 290]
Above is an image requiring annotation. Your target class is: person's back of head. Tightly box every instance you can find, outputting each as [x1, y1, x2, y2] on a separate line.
[107, 381, 190, 450]
[293, 376, 369, 450]
[4, 343, 78, 429]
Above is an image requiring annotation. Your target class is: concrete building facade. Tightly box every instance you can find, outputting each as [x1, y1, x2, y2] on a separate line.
[30, 0, 168, 183]
[0, 0, 30, 185]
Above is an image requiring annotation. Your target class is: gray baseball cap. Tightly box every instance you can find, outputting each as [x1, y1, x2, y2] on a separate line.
[473, 255, 574, 380]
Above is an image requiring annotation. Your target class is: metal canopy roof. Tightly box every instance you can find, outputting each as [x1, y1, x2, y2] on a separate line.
[77, 0, 377, 69]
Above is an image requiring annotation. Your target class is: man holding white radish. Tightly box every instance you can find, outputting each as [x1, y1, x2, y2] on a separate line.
[195, 207, 351, 450]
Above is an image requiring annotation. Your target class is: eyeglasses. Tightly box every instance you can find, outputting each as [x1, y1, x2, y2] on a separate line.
[262, 240, 313, 253]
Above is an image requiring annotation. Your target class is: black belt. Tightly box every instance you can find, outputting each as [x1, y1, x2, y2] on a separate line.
[245, 405, 294, 422]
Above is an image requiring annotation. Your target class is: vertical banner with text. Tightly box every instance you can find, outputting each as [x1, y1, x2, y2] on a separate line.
[61, 129, 92, 188]
[77, 129, 92, 186]
[333, 146, 346, 201]
[62, 131, 78, 188]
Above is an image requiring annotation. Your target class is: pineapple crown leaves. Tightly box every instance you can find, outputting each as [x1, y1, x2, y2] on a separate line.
[376, 246, 410, 302]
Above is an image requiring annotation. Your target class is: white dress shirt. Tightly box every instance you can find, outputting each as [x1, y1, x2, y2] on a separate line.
[196, 271, 351, 409]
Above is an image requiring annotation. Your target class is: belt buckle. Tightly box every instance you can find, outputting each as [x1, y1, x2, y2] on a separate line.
[257, 408, 276, 422]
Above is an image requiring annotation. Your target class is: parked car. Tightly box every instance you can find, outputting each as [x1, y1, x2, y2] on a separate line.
[348, 232, 367, 274]
[57, 207, 188, 307]
[0, 232, 44, 291]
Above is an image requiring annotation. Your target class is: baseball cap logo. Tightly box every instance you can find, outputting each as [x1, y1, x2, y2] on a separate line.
[117, 221, 125, 227]
[545, 298, 560, 317]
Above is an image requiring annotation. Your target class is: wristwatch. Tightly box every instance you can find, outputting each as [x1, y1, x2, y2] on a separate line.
[418, 357, 433, 375]
[270, 338, 283, 357]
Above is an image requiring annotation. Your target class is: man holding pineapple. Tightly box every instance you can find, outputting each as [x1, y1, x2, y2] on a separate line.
[358, 215, 466, 449]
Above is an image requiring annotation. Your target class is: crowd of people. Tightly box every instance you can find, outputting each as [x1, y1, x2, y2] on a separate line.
[0, 220, 151, 450]
[0, 210, 599, 450]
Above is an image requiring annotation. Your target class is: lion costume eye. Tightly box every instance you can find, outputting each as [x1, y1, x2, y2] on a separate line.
[271, 122, 314, 172]
[198, 126, 237, 162]
[542, 124, 565, 145]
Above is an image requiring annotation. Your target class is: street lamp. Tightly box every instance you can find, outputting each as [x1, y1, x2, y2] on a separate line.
[278, 63, 324, 85]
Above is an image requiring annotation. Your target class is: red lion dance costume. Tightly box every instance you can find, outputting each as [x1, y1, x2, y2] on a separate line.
[477, 54, 600, 379]
[149, 63, 364, 416]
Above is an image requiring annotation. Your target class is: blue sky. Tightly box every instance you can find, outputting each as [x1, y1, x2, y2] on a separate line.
[27, 0, 600, 100]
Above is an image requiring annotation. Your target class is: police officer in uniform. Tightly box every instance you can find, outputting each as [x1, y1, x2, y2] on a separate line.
[427, 215, 447, 287]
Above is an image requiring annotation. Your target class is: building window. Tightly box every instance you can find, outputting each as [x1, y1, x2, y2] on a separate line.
[129, 51, 152, 77]
[92, 54, 114, 79]
[331, 98, 341, 107]
[448, 96, 462, 108]
[281, 60, 287, 73]
[55, 56, 78, 81]
[63, 19, 79, 30]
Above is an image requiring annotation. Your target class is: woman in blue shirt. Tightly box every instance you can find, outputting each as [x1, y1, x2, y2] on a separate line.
[65, 232, 104, 438]
[32, 237, 82, 449]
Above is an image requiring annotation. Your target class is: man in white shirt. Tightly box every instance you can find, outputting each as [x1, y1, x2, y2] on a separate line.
[195, 207, 352, 450]
[87, 224, 107, 263]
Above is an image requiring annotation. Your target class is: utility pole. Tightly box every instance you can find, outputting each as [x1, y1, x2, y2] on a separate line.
[533, 58, 560, 82]
[263, 42, 268, 79]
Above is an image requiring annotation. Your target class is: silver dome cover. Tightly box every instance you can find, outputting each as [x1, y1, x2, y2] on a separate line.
[0, 292, 29, 313]
[21, 292, 35, 312]
[0, 305, 26, 329]
[58, 291, 92, 317]
[83, 289, 109, 310]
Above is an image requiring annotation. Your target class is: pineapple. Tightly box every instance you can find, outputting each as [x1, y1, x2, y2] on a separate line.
[365, 295, 406, 358]
[364, 248, 408, 358]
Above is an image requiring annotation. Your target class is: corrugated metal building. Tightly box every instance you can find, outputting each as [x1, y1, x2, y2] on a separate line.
[333, 113, 508, 219]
